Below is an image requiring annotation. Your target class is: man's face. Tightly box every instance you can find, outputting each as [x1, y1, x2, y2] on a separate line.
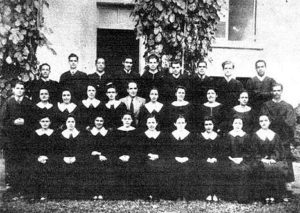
[127, 82, 138, 97]
[172, 63, 181, 75]
[69, 57, 78, 70]
[96, 58, 105, 72]
[148, 58, 159, 71]
[272, 85, 282, 100]
[40, 65, 50, 79]
[256, 62, 266, 77]
[39, 89, 50, 102]
[13, 83, 25, 97]
[196, 62, 207, 76]
[123, 58, 133, 71]
[223, 63, 234, 78]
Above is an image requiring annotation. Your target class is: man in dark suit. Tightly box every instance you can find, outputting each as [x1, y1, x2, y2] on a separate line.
[114, 56, 140, 98]
[27, 63, 59, 104]
[120, 81, 145, 126]
[59, 53, 88, 103]
[88, 57, 113, 100]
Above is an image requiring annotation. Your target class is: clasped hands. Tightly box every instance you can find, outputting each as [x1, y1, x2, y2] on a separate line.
[148, 153, 159, 161]
[207, 158, 217, 163]
[175, 157, 189, 163]
[91, 151, 107, 161]
[38, 155, 48, 164]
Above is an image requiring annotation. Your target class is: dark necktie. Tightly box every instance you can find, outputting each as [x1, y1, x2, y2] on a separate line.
[130, 98, 134, 113]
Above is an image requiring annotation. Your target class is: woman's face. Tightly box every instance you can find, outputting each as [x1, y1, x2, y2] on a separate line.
[62, 91, 71, 104]
[204, 120, 214, 133]
[39, 117, 51, 129]
[232, 118, 243, 131]
[146, 117, 158, 131]
[66, 117, 76, 130]
[239, 92, 249, 106]
[87, 86, 96, 99]
[39, 89, 50, 102]
[94, 117, 104, 129]
[149, 89, 159, 102]
[122, 114, 133, 127]
[207, 89, 217, 103]
[174, 117, 187, 130]
[259, 115, 270, 130]
[175, 88, 186, 101]
[106, 88, 117, 100]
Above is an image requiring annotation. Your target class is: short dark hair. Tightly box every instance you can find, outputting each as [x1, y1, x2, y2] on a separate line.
[175, 85, 186, 93]
[39, 63, 51, 71]
[122, 111, 134, 119]
[222, 60, 234, 69]
[171, 60, 182, 67]
[147, 54, 159, 63]
[146, 114, 158, 123]
[175, 114, 186, 123]
[12, 80, 25, 88]
[255, 60, 266, 68]
[68, 53, 79, 61]
[203, 115, 215, 125]
[149, 87, 159, 94]
[122, 55, 133, 63]
[127, 81, 138, 89]
[106, 84, 117, 93]
[95, 57, 105, 64]
[197, 60, 207, 67]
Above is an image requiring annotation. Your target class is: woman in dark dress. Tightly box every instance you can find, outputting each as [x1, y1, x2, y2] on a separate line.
[224, 116, 254, 203]
[111, 111, 139, 200]
[167, 86, 193, 131]
[103, 85, 127, 130]
[139, 87, 167, 131]
[77, 84, 104, 130]
[85, 115, 114, 200]
[229, 91, 256, 134]
[56, 115, 85, 199]
[139, 115, 169, 200]
[26, 115, 57, 200]
[252, 114, 288, 203]
[195, 88, 224, 134]
[166, 115, 196, 200]
[55, 89, 79, 130]
[195, 116, 225, 202]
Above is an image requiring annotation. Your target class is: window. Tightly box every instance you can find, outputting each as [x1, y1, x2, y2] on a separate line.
[216, 0, 256, 41]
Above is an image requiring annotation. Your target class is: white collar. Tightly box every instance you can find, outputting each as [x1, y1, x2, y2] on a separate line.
[145, 102, 163, 113]
[224, 76, 233, 82]
[272, 99, 282, 103]
[149, 69, 158, 75]
[201, 131, 218, 140]
[118, 126, 136, 131]
[14, 96, 24, 102]
[233, 105, 251, 112]
[256, 75, 266, 81]
[36, 102, 53, 109]
[57, 102, 77, 113]
[172, 129, 190, 140]
[256, 129, 275, 141]
[229, 130, 246, 137]
[124, 69, 131, 74]
[145, 130, 160, 139]
[172, 73, 181, 79]
[36, 128, 54, 136]
[197, 74, 207, 79]
[41, 78, 49, 82]
[62, 128, 80, 139]
[90, 127, 108, 136]
[82, 99, 101, 108]
[96, 71, 105, 77]
[70, 69, 78, 75]
[172, 100, 189, 107]
[106, 100, 121, 109]
[204, 102, 221, 107]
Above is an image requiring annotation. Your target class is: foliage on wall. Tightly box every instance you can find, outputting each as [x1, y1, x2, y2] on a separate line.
[132, 0, 226, 72]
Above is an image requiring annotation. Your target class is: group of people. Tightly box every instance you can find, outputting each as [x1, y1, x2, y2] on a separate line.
[0, 53, 297, 204]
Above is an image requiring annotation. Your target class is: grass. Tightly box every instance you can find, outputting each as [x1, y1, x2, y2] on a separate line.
[1, 194, 300, 213]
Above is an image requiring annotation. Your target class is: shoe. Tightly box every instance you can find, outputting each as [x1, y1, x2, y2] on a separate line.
[212, 195, 219, 202]
[206, 195, 212, 201]
[269, 197, 275, 204]
[93, 195, 98, 200]
[98, 195, 103, 200]
[40, 197, 47, 201]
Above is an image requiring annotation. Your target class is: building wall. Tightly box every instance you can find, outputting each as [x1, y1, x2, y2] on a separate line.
[37, 0, 300, 106]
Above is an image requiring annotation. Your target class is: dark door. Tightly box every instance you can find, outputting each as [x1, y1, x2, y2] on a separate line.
[97, 29, 139, 75]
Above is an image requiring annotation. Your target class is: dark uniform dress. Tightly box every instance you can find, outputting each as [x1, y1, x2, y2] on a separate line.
[26, 129, 57, 198]
[167, 102, 194, 131]
[111, 127, 139, 200]
[103, 101, 127, 130]
[229, 106, 256, 134]
[224, 131, 253, 202]
[139, 131, 169, 200]
[55, 102, 79, 130]
[56, 129, 85, 199]
[252, 130, 288, 200]
[165, 130, 196, 200]
[84, 127, 114, 199]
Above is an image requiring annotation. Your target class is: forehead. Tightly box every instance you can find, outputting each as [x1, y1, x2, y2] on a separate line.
[41, 65, 50, 70]
[172, 63, 181, 67]
[15, 83, 24, 89]
[95, 117, 104, 121]
[256, 62, 265, 67]
[204, 120, 213, 124]
[123, 114, 132, 119]
[40, 89, 49, 93]
[147, 117, 157, 122]
[207, 89, 216, 94]
[176, 117, 186, 123]
[198, 62, 207, 67]
[240, 92, 248, 97]
[233, 118, 243, 123]
[124, 58, 133, 63]
[128, 82, 137, 88]
[69, 57, 78, 61]
[96, 58, 105, 63]
[40, 117, 50, 122]
[177, 88, 185, 92]
[87, 85, 96, 90]
[67, 117, 75, 122]
[224, 63, 234, 68]
[259, 115, 269, 120]
[107, 87, 116, 92]
[149, 58, 158, 63]
[150, 89, 158, 93]
[62, 91, 71, 95]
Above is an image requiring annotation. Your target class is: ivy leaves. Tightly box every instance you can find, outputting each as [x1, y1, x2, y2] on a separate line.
[132, 0, 225, 72]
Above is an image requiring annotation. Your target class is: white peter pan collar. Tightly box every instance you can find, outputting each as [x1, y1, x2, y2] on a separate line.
[105, 100, 121, 109]
[256, 75, 266, 82]
[145, 130, 160, 139]
[58, 102, 77, 113]
[171, 100, 189, 107]
[118, 126, 136, 131]
[90, 127, 108, 136]
[145, 102, 163, 113]
[256, 129, 275, 141]
[201, 131, 218, 140]
[172, 129, 190, 140]
[82, 99, 101, 108]
[36, 102, 53, 109]
[229, 130, 246, 137]
[233, 105, 251, 113]
[204, 102, 221, 108]
[62, 128, 80, 139]
[36, 128, 54, 136]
